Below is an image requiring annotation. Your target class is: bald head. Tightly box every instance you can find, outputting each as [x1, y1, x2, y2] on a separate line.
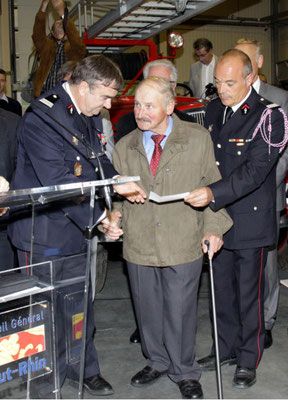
[214, 49, 254, 107]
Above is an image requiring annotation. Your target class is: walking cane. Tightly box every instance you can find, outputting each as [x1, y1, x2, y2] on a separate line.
[204, 240, 224, 399]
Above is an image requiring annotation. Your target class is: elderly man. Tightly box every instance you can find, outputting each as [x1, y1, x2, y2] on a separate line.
[116, 58, 197, 345]
[116, 58, 196, 143]
[234, 38, 288, 349]
[189, 38, 218, 98]
[32, 0, 86, 97]
[185, 49, 286, 389]
[103, 76, 232, 399]
[8, 55, 145, 398]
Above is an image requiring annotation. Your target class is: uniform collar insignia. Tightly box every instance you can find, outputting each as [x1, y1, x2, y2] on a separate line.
[67, 104, 74, 115]
[241, 104, 250, 114]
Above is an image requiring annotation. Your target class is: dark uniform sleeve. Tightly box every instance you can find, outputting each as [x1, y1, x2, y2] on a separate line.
[209, 107, 285, 211]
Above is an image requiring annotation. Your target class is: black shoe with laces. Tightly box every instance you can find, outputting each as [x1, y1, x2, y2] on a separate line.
[70, 374, 114, 396]
[177, 379, 203, 399]
[131, 365, 165, 387]
[232, 366, 256, 389]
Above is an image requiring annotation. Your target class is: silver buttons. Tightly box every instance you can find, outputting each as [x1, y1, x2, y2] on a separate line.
[237, 151, 241, 156]
[216, 161, 220, 166]
[217, 143, 221, 148]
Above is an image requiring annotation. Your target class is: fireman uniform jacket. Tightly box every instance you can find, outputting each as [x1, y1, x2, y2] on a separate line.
[206, 88, 285, 249]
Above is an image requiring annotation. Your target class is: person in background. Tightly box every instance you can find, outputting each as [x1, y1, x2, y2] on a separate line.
[32, 0, 86, 98]
[234, 38, 288, 349]
[189, 38, 218, 98]
[185, 49, 287, 389]
[0, 69, 22, 116]
[103, 76, 232, 399]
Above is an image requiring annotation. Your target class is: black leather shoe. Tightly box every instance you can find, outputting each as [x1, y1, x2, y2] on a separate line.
[264, 329, 273, 349]
[177, 379, 203, 399]
[197, 354, 236, 371]
[83, 375, 114, 396]
[130, 328, 141, 343]
[232, 366, 256, 389]
[131, 365, 165, 387]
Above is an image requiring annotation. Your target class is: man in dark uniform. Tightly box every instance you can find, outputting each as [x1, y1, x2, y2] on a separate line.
[235, 39, 288, 350]
[8, 55, 146, 397]
[184, 49, 286, 389]
[0, 109, 20, 269]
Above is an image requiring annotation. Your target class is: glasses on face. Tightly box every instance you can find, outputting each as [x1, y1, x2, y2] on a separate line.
[195, 51, 209, 59]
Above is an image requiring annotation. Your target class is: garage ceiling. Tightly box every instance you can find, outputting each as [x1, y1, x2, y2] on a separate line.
[69, 0, 226, 40]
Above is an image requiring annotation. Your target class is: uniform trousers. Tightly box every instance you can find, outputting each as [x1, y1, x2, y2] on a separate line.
[127, 258, 203, 382]
[212, 246, 268, 369]
[17, 247, 100, 389]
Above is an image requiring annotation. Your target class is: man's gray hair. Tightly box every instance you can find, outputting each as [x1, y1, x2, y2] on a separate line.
[143, 59, 178, 83]
[136, 76, 175, 108]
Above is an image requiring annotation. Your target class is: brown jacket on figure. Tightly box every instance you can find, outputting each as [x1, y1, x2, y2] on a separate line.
[32, 10, 86, 98]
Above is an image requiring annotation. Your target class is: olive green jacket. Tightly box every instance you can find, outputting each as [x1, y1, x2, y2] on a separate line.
[113, 115, 233, 266]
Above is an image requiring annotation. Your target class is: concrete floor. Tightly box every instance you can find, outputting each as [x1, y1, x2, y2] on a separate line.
[60, 242, 288, 399]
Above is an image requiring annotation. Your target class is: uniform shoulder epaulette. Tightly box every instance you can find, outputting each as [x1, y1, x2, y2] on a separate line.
[258, 97, 280, 109]
[38, 93, 59, 108]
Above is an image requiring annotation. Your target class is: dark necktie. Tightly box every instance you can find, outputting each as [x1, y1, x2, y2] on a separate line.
[223, 106, 233, 125]
[150, 134, 166, 177]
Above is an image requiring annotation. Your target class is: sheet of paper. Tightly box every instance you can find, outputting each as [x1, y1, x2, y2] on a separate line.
[149, 191, 190, 203]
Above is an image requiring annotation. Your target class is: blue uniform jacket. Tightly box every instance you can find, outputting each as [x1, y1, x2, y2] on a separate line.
[205, 88, 285, 250]
[8, 82, 117, 256]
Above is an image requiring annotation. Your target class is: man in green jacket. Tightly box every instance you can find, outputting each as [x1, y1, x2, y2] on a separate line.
[103, 77, 233, 399]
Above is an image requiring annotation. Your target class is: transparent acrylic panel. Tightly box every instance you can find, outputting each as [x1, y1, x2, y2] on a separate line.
[0, 253, 88, 399]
